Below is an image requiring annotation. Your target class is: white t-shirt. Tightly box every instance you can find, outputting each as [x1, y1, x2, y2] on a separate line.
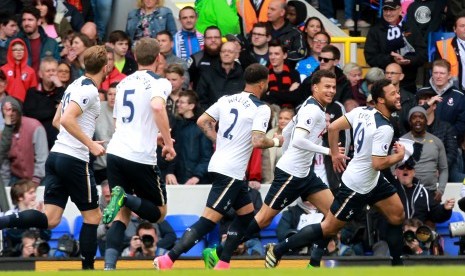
[277, 97, 327, 178]
[107, 70, 172, 165]
[52, 76, 100, 162]
[342, 106, 394, 194]
[206, 92, 270, 180]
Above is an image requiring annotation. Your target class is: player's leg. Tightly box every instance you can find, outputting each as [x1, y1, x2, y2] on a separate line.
[104, 207, 132, 270]
[155, 173, 240, 270]
[372, 182, 405, 266]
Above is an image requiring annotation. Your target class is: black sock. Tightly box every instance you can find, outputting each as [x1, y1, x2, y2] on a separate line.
[80, 223, 98, 269]
[0, 209, 48, 229]
[168, 217, 216, 261]
[243, 218, 262, 241]
[220, 212, 255, 263]
[274, 223, 323, 258]
[104, 221, 126, 269]
[309, 238, 331, 267]
[126, 195, 161, 223]
[385, 223, 403, 266]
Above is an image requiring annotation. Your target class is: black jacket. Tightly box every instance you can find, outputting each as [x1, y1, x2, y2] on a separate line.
[427, 118, 458, 169]
[188, 50, 220, 90]
[196, 59, 245, 109]
[269, 21, 306, 62]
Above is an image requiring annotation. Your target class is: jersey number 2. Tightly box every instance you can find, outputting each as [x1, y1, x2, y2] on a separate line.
[223, 108, 238, 140]
[354, 122, 365, 153]
[122, 89, 135, 123]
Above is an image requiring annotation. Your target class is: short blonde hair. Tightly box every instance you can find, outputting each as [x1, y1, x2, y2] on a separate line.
[137, 0, 164, 9]
[83, 45, 108, 75]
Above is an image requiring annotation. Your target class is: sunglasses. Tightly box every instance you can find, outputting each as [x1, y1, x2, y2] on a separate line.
[318, 57, 335, 63]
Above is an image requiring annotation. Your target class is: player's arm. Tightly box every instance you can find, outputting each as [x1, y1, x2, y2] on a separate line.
[328, 116, 351, 172]
[151, 96, 175, 161]
[52, 103, 62, 130]
[371, 126, 405, 171]
[197, 112, 218, 143]
[292, 128, 330, 155]
[60, 101, 105, 156]
[251, 131, 282, 149]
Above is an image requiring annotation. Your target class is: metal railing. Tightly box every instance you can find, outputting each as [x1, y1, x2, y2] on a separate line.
[331, 36, 367, 65]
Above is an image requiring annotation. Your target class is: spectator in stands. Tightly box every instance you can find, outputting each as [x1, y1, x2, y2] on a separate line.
[1, 96, 48, 186]
[302, 17, 325, 54]
[418, 59, 465, 143]
[20, 230, 39, 257]
[164, 64, 185, 120]
[100, 47, 125, 92]
[108, 30, 138, 76]
[0, 99, 13, 211]
[445, 0, 465, 32]
[416, 89, 460, 182]
[262, 107, 294, 184]
[276, 199, 324, 255]
[156, 31, 189, 89]
[67, 0, 94, 23]
[266, 0, 306, 63]
[364, 0, 427, 93]
[248, 22, 271, 66]
[224, 34, 257, 71]
[196, 41, 245, 109]
[360, 67, 385, 104]
[34, 0, 73, 47]
[23, 56, 65, 150]
[3, 180, 51, 256]
[126, 0, 177, 44]
[188, 26, 222, 90]
[165, 90, 212, 185]
[401, 106, 448, 202]
[55, 0, 85, 32]
[67, 33, 93, 81]
[0, 15, 18, 65]
[236, 0, 271, 34]
[173, 6, 204, 62]
[343, 63, 365, 106]
[16, 6, 61, 74]
[261, 40, 300, 108]
[405, 0, 446, 44]
[296, 31, 330, 82]
[94, 82, 116, 184]
[122, 221, 176, 258]
[385, 62, 416, 135]
[80, 22, 98, 46]
[286, 1, 307, 29]
[97, 179, 111, 252]
[0, 71, 7, 128]
[91, 0, 113, 41]
[56, 61, 72, 88]
[393, 162, 454, 223]
[343, 0, 371, 28]
[1, 38, 38, 103]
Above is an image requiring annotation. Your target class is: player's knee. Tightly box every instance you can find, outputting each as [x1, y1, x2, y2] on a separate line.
[387, 211, 405, 225]
[47, 217, 61, 229]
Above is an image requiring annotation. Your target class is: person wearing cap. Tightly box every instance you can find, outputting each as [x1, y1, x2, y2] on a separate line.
[416, 88, 460, 182]
[364, 0, 426, 93]
[417, 59, 465, 143]
[393, 161, 454, 224]
[401, 106, 448, 202]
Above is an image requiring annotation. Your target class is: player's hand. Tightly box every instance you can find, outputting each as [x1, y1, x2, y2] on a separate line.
[90, 140, 106, 156]
[273, 133, 284, 147]
[165, 174, 178, 185]
[157, 133, 175, 147]
[444, 198, 455, 210]
[162, 145, 176, 161]
[185, 177, 199, 185]
[331, 152, 349, 173]
[393, 141, 405, 157]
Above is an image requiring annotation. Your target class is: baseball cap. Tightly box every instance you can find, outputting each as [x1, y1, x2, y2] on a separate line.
[408, 106, 427, 120]
[383, 0, 401, 9]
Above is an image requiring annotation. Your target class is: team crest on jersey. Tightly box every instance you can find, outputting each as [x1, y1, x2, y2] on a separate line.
[82, 97, 89, 105]
[263, 120, 268, 129]
[306, 118, 313, 126]
[447, 98, 454, 106]
[382, 143, 389, 152]
[21, 73, 28, 80]
[7, 70, 13, 77]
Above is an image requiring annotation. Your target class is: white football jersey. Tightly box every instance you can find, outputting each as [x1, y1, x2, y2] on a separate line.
[342, 106, 394, 194]
[277, 97, 327, 177]
[107, 70, 172, 165]
[206, 92, 270, 179]
[52, 76, 100, 162]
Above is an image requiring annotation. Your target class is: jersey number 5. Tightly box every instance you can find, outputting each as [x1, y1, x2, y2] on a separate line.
[122, 89, 135, 123]
[223, 108, 238, 140]
[354, 122, 365, 153]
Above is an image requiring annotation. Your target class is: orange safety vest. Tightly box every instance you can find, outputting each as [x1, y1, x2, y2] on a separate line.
[236, 0, 271, 34]
[436, 38, 459, 77]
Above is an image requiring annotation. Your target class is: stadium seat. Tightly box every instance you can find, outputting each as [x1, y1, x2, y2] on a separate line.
[260, 213, 282, 247]
[436, 211, 465, 256]
[73, 215, 84, 240]
[427, 32, 455, 62]
[164, 214, 206, 257]
[51, 217, 71, 240]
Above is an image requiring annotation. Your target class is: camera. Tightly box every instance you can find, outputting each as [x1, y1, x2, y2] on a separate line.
[403, 225, 438, 243]
[141, 235, 155, 248]
[34, 239, 50, 256]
